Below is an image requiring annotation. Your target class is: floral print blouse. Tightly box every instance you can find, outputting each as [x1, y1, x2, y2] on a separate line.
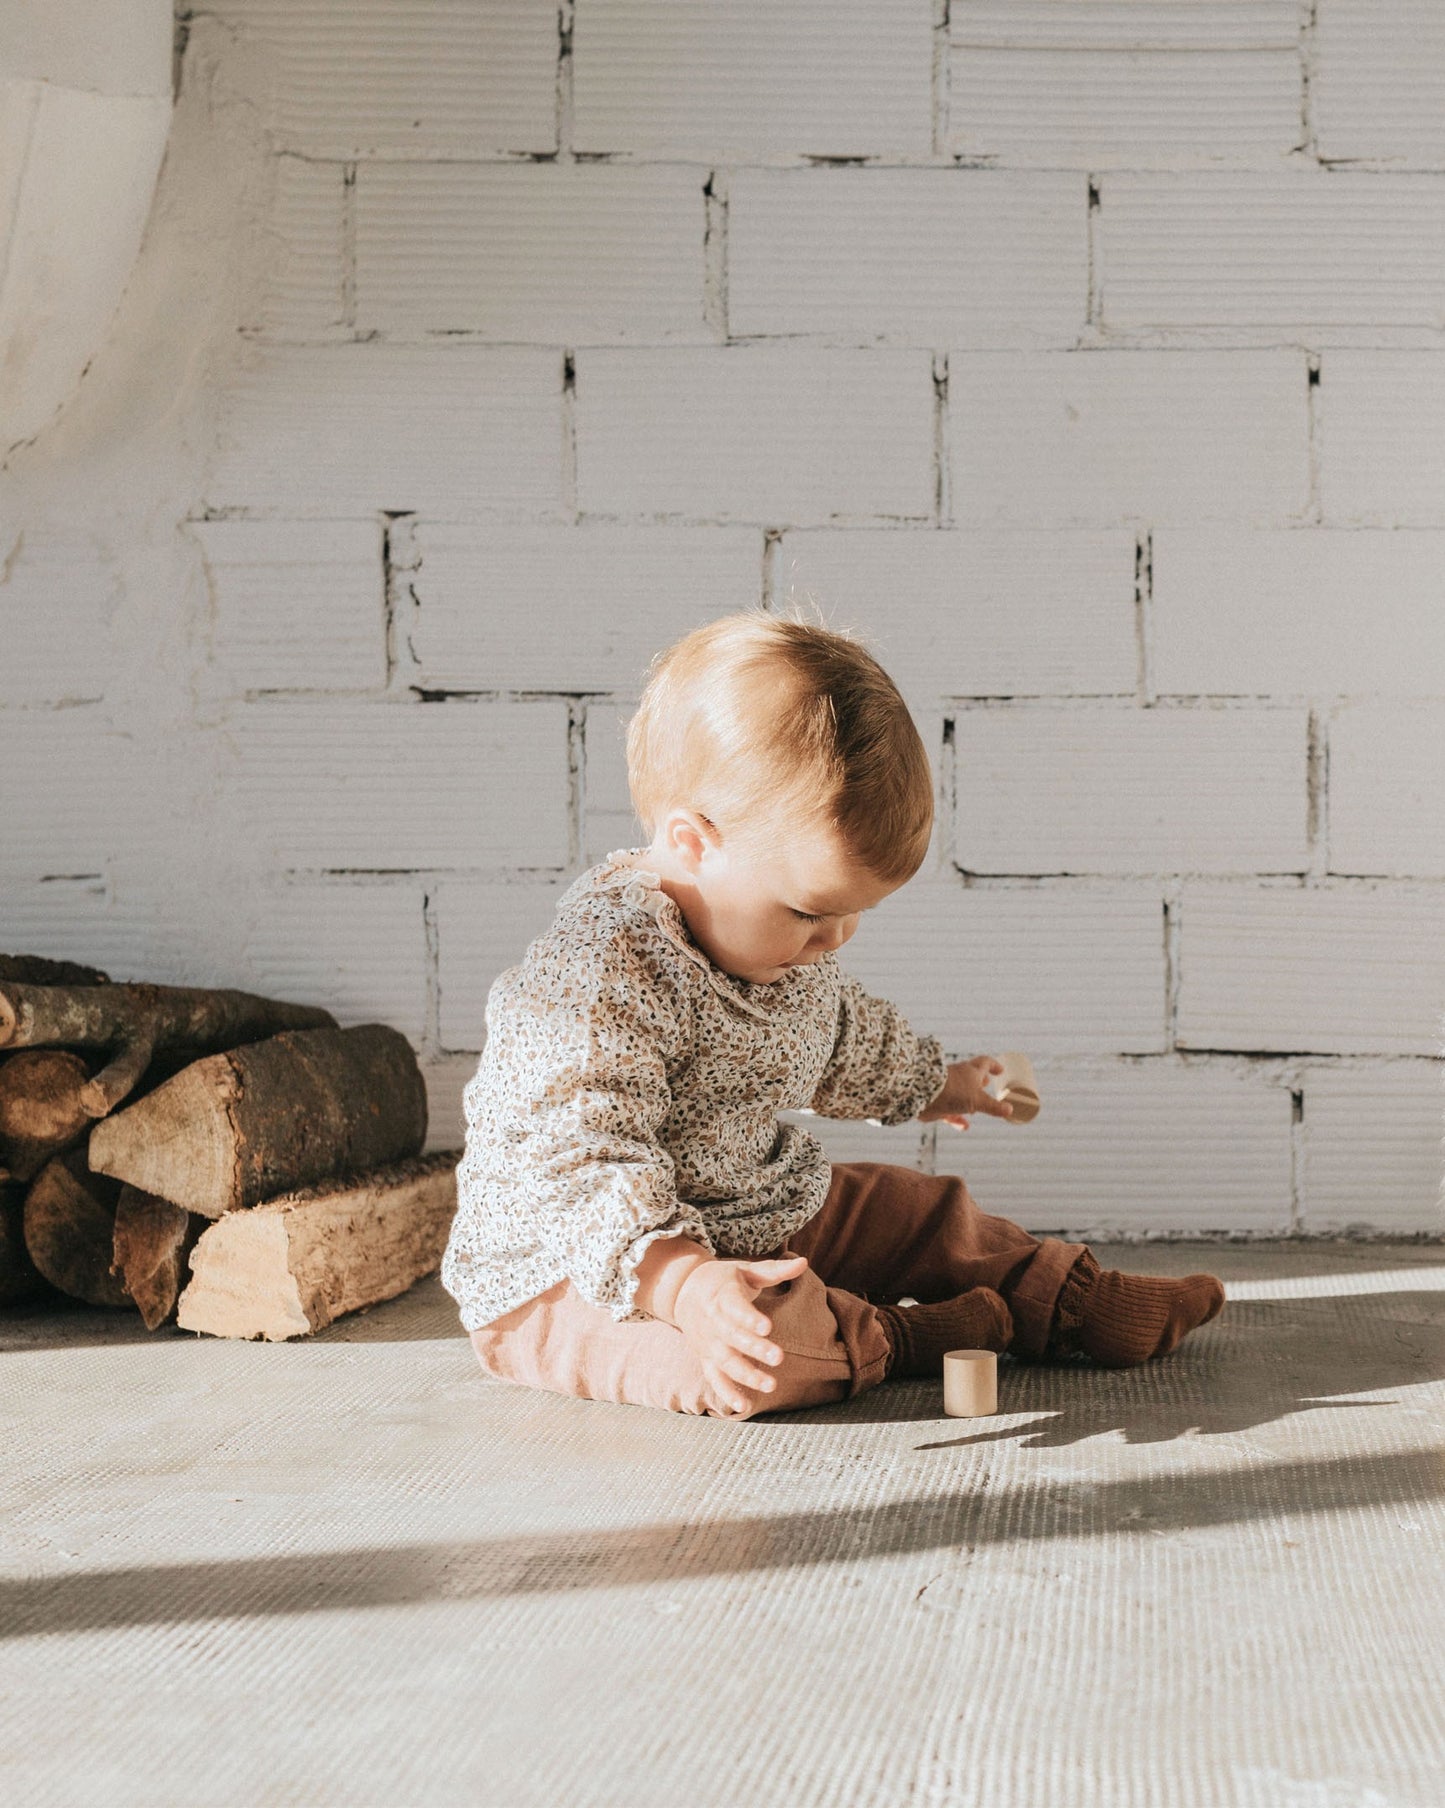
[440, 849, 948, 1332]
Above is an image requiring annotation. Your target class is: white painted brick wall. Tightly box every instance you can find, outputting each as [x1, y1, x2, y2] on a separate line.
[1101, 173, 1445, 336]
[572, 0, 935, 160]
[1314, 0, 1445, 167]
[952, 703, 1308, 874]
[1176, 884, 1445, 1056]
[354, 166, 709, 343]
[950, 353, 1311, 526]
[947, 2, 1301, 169]
[1152, 531, 1445, 697]
[1299, 1065, 1445, 1234]
[208, 344, 563, 517]
[833, 874, 1168, 1055]
[2, 0, 1439, 1235]
[225, 699, 571, 870]
[409, 524, 760, 693]
[776, 529, 1138, 707]
[1318, 354, 1445, 526]
[728, 170, 1088, 346]
[574, 347, 937, 525]
[1327, 704, 1445, 878]
[934, 1062, 1295, 1237]
[191, 519, 386, 693]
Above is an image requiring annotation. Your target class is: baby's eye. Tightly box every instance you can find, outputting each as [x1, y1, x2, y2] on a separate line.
[791, 909, 826, 924]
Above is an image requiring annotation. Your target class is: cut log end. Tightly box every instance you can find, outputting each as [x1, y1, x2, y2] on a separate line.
[176, 1152, 459, 1341]
[0, 1049, 93, 1183]
[113, 1186, 205, 1331]
[23, 1150, 131, 1309]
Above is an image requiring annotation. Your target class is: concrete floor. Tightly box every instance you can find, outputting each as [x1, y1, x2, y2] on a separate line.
[3, 1241, 1444, 1808]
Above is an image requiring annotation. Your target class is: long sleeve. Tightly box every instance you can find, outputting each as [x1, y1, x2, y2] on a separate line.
[808, 966, 948, 1125]
[469, 926, 713, 1323]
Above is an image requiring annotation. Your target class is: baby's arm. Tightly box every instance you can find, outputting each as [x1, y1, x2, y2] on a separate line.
[634, 1234, 808, 1415]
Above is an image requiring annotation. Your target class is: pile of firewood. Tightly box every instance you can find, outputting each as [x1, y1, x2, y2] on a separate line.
[0, 954, 460, 1340]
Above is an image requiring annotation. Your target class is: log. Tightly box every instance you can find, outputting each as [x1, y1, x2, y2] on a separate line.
[0, 954, 110, 986]
[1, 1182, 56, 1305]
[0, 1049, 93, 1183]
[23, 1150, 131, 1308]
[0, 981, 336, 1118]
[89, 1023, 428, 1217]
[113, 1186, 206, 1331]
[175, 1153, 460, 1340]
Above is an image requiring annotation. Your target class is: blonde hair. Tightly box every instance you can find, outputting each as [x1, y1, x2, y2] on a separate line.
[624, 602, 933, 885]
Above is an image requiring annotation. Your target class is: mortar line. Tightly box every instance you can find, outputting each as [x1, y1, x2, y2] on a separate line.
[556, 0, 575, 158]
[341, 161, 357, 332]
[566, 700, 586, 870]
[1135, 527, 1154, 704]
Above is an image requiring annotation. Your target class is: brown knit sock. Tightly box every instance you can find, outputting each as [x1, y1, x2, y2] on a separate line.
[875, 1288, 1014, 1378]
[1046, 1248, 1226, 1367]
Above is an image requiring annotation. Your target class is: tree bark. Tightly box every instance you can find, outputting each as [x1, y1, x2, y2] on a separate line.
[0, 1049, 93, 1184]
[1, 1181, 56, 1305]
[89, 1023, 428, 1217]
[23, 1150, 131, 1309]
[113, 1186, 205, 1331]
[0, 981, 336, 1118]
[175, 1153, 459, 1340]
[0, 955, 110, 987]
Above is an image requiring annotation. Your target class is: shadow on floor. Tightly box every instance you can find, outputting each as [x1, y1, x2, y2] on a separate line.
[4, 1431, 1441, 1641]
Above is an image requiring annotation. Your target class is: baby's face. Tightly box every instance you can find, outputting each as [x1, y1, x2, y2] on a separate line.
[644, 813, 903, 985]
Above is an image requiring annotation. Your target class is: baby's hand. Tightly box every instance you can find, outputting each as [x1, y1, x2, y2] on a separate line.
[917, 1055, 1015, 1131]
[671, 1254, 808, 1415]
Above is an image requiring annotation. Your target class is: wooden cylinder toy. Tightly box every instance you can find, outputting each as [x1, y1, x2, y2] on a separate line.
[990, 1049, 1040, 1124]
[943, 1349, 998, 1417]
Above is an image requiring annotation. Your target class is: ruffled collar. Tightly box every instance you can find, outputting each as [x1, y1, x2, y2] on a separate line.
[596, 848, 774, 1021]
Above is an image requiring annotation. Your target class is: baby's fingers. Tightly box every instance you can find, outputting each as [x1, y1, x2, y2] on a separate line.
[718, 1349, 777, 1395]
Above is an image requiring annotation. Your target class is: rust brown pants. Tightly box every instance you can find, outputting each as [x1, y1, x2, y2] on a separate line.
[468, 1161, 1089, 1420]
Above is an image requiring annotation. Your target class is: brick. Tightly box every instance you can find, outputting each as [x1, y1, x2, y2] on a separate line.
[215, 0, 558, 157]
[410, 524, 760, 692]
[0, 529, 114, 705]
[581, 700, 647, 866]
[239, 878, 428, 1040]
[776, 1113, 933, 1168]
[1176, 881, 1445, 1055]
[1102, 173, 1445, 333]
[1328, 703, 1445, 878]
[575, 347, 936, 525]
[934, 1060, 1293, 1235]
[1299, 1063, 1445, 1234]
[728, 170, 1087, 346]
[1319, 353, 1445, 526]
[191, 519, 386, 693]
[776, 528, 1137, 706]
[832, 873, 1167, 1054]
[1152, 530, 1445, 697]
[951, 352, 1310, 525]
[952, 703, 1308, 874]
[0, 878, 150, 981]
[0, 708, 137, 884]
[951, 5, 1300, 52]
[355, 165, 707, 343]
[434, 875, 573, 1049]
[227, 698, 570, 870]
[421, 1054, 476, 1153]
[949, 49, 1300, 168]
[572, 0, 933, 159]
[244, 156, 346, 339]
[1315, 0, 1445, 166]
[208, 344, 562, 518]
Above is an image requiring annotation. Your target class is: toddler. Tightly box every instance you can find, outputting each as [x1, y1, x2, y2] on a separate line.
[441, 609, 1225, 1419]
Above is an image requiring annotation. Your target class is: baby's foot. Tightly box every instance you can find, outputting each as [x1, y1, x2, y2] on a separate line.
[1046, 1248, 1225, 1367]
[876, 1287, 1014, 1378]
